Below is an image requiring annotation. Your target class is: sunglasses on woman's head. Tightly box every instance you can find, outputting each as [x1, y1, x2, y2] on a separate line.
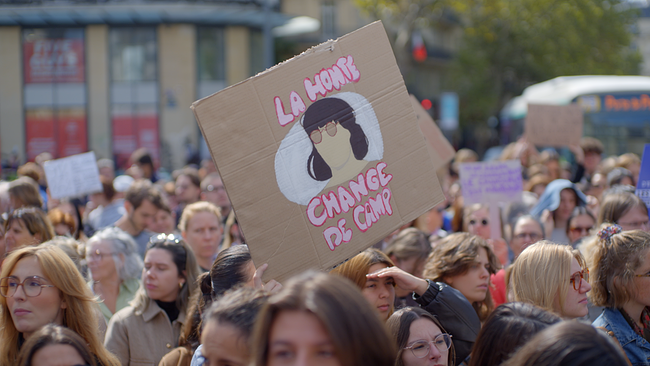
[309, 121, 338, 144]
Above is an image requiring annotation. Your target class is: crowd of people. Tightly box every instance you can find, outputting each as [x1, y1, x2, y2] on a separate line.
[0, 136, 649, 366]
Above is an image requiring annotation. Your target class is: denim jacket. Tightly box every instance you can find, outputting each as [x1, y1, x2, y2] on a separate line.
[593, 308, 650, 366]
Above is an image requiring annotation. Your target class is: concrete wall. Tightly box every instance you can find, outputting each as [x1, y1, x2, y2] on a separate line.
[225, 26, 251, 86]
[86, 25, 111, 160]
[158, 24, 197, 170]
[0, 27, 24, 163]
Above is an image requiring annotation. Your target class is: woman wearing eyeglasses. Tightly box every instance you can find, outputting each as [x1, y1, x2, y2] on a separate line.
[509, 241, 591, 319]
[597, 191, 650, 232]
[591, 224, 650, 365]
[0, 245, 120, 366]
[303, 96, 371, 189]
[17, 324, 98, 366]
[85, 227, 143, 323]
[463, 204, 508, 267]
[387, 307, 454, 366]
[566, 206, 596, 247]
[104, 234, 200, 366]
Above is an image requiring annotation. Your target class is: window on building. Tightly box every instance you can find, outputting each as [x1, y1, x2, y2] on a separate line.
[109, 27, 159, 169]
[321, 1, 337, 41]
[196, 27, 227, 160]
[22, 28, 87, 160]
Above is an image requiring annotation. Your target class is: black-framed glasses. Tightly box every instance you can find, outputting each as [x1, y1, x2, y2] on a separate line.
[0, 276, 55, 298]
[309, 121, 338, 144]
[469, 219, 489, 226]
[569, 269, 589, 291]
[404, 334, 452, 358]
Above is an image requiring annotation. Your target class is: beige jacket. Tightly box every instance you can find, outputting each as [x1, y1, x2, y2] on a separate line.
[104, 298, 186, 366]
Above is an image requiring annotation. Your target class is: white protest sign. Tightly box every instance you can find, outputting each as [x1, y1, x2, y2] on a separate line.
[43, 152, 102, 199]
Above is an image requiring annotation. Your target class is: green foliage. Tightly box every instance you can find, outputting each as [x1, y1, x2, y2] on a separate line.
[354, 0, 642, 127]
[448, 0, 642, 125]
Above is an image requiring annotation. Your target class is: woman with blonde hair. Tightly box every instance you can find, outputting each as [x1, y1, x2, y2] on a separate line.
[104, 233, 200, 366]
[591, 224, 650, 364]
[0, 245, 120, 366]
[251, 271, 396, 366]
[179, 201, 223, 272]
[330, 248, 397, 321]
[509, 241, 591, 318]
[4, 207, 55, 253]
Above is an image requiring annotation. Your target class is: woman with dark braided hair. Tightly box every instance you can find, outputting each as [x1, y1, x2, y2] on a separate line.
[591, 223, 650, 365]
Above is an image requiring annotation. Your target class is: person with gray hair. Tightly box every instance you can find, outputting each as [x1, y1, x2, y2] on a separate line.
[85, 227, 143, 322]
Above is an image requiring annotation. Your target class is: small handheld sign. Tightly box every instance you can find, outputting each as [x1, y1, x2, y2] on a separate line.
[635, 144, 650, 212]
[43, 152, 102, 199]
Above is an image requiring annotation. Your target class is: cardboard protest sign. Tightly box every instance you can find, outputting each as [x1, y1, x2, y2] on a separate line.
[43, 151, 102, 199]
[410, 95, 455, 170]
[525, 104, 583, 147]
[192, 21, 444, 282]
[459, 160, 523, 239]
[635, 144, 650, 212]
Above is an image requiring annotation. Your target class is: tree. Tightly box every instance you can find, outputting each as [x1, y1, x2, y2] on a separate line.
[448, 0, 641, 126]
[354, 0, 641, 128]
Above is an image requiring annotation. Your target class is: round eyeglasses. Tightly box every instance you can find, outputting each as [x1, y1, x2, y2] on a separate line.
[404, 333, 453, 358]
[0, 276, 55, 298]
[309, 121, 338, 144]
[569, 269, 589, 291]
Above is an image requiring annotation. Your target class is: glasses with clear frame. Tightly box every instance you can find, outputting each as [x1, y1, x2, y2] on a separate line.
[0, 276, 55, 298]
[404, 333, 453, 358]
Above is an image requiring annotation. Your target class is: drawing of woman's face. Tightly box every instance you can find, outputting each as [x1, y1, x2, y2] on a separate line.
[312, 121, 354, 169]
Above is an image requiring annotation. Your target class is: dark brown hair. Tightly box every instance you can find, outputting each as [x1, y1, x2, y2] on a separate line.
[125, 179, 164, 210]
[501, 321, 628, 366]
[422, 233, 500, 320]
[17, 324, 97, 366]
[387, 307, 455, 366]
[251, 271, 396, 366]
[468, 302, 561, 366]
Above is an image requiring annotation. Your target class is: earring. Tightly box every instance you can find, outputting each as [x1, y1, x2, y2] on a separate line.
[179, 282, 183, 289]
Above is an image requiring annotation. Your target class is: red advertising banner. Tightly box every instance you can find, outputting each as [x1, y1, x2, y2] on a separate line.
[57, 108, 87, 157]
[23, 38, 85, 84]
[112, 108, 159, 169]
[25, 109, 56, 161]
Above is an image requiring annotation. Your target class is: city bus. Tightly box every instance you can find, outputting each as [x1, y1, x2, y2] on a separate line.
[500, 75, 650, 157]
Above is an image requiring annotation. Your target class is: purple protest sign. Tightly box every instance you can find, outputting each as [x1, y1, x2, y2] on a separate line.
[459, 160, 523, 240]
[459, 160, 523, 205]
[635, 144, 650, 212]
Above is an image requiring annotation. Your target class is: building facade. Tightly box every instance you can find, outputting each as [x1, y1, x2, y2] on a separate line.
[0, 0, 289, 171]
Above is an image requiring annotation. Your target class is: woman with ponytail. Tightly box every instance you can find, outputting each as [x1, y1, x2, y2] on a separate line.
[591, 224, 650, 365]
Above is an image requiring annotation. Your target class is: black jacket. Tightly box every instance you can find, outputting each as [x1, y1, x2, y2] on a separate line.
[414, 280, 481, 366]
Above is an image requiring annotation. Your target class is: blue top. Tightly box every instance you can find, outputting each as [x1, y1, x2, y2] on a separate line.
[593, 307, 650, 366]
[530, 179, 587, 218]
[190, 344, 204, 366]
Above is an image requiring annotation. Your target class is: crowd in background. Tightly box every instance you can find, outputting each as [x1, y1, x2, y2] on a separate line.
[0, 136, 649, 366]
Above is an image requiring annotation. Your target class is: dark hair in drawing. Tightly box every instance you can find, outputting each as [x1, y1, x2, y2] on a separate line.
[303, 97, 369, 181]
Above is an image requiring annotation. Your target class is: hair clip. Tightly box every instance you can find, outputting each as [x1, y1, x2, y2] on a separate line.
[597, 224, 622, 245]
